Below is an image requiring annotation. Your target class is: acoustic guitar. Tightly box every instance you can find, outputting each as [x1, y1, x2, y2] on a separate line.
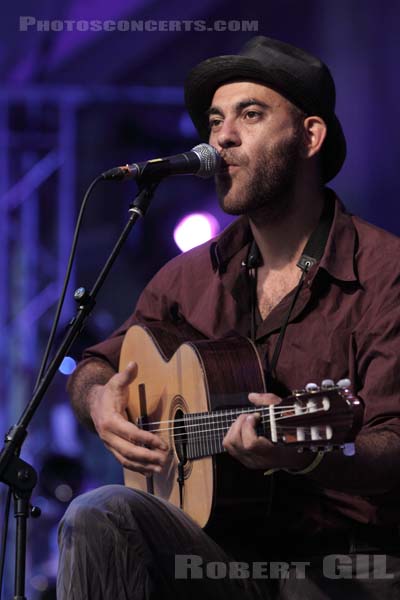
[120, 324, 363, 528]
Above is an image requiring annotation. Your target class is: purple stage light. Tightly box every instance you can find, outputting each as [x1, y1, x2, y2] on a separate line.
[173, 212, 220, 252]
[58, 356, 77, 375]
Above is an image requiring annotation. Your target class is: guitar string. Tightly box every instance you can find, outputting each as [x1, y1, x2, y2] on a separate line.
[153, 423, 328, 450]
[142, 398, 334, 428]
[144, 405, 279, 427]
[144, 406, 328, 439]
[146, 408, 285, 433]
[144, 415, 331, 456]
[144, 405, 325, 433]
[169, 418, 327, 443]
[170, 427, 325, 445]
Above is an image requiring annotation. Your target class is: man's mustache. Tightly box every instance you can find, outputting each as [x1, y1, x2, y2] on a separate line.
[218, 151, 249, 168]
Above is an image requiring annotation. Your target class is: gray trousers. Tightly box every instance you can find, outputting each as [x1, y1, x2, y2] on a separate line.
[57, 484, 400, 599]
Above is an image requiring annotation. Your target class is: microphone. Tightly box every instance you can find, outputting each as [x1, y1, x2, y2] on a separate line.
[101, 143, 220, 182]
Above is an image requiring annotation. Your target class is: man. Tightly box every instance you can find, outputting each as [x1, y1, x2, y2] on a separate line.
[57, 37, 400, 599]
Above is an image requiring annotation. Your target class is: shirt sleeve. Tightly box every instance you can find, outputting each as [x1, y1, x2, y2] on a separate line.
[354, 270, 400, 438]
[81, 258, 206, 370]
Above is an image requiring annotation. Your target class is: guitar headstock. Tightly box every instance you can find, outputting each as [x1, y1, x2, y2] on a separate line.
[266, 379, 364, 455]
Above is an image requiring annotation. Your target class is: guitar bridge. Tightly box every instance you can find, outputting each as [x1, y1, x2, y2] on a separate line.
[137, 383, 154, 495]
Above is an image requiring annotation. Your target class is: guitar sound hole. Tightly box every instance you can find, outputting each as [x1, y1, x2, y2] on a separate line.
[174, 409, 187, 464]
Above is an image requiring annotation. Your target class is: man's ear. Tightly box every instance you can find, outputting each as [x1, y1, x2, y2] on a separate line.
[301, 116, 327, 159]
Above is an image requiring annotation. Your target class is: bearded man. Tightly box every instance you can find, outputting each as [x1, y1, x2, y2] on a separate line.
[57, 37, 400, 600]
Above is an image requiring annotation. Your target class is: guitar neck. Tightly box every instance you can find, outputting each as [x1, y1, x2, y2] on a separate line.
[156, 384, 361, 461]
[181, 407, 263, 459]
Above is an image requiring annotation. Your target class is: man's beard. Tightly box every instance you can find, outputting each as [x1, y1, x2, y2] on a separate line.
[215, 131, 302, 222]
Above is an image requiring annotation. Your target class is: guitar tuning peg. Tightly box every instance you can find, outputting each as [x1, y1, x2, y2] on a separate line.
[321, 379, 335, 389]
[336, 378, 351, 389]
[305, 382, 319, 392]
[342, 443, 355, 456]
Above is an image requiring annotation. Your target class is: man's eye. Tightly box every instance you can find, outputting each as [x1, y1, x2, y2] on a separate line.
[209, 118, 223, 130]
[244, 111, 260, 120]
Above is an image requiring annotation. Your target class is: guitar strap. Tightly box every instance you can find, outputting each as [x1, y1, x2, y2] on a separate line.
[247, 194, 335, 379]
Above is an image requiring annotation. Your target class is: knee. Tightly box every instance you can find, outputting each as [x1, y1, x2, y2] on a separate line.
[58, 484, 147, 541]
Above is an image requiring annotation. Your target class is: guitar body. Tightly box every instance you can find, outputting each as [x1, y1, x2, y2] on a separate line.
[119, 324, 268, 529]
[120, 324, 363, 529]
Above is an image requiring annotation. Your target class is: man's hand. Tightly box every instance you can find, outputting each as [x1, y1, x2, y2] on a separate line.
[223, 392, 310, 471]
[88, 362, 169, 476]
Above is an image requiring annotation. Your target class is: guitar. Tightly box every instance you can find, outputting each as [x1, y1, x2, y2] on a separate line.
[120, 324, 363, 528]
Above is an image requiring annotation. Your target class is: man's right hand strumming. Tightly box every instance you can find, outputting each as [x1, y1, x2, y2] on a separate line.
[81, 361, 169, 476]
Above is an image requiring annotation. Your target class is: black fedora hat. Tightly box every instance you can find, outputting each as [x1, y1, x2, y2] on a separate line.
[184, 36, 346, 182]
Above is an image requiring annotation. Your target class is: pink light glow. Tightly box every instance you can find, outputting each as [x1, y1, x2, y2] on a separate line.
[173, 212, 220, 252]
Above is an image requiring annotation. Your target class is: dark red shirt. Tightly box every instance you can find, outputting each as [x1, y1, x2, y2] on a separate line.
[83, 190, 400, 533]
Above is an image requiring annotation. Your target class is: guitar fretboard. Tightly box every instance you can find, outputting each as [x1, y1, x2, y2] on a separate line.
[138, 385, 359, 461]
[180, 408, 269, 460]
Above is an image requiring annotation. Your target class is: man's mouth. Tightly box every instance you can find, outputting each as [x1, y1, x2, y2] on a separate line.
[218, 158, 240, 173]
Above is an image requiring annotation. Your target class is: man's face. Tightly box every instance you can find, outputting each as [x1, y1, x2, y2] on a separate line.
[208, 81, 305, 219]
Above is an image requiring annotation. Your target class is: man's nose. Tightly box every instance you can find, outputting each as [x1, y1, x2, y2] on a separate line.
[211, 119, 241, 150]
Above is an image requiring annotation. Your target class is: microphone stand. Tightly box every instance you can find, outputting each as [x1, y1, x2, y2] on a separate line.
[0, 180, 158, 599]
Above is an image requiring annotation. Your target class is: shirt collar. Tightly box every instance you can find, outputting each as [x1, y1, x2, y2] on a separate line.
[210, 189, 359, 285]
[210, 215, 252, 273]
[316, 189, 358, 284]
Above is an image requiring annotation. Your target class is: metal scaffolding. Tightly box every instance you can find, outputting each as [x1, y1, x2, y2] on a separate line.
[0, 83, 182, 418]
[0, 83, 183, 596]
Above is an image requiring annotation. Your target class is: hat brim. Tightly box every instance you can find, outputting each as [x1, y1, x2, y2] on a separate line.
[184, 55, 346, 182]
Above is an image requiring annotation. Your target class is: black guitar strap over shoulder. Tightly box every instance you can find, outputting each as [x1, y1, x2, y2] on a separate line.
[296, 194, 335, 272]
[247, 195, 335, 377]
